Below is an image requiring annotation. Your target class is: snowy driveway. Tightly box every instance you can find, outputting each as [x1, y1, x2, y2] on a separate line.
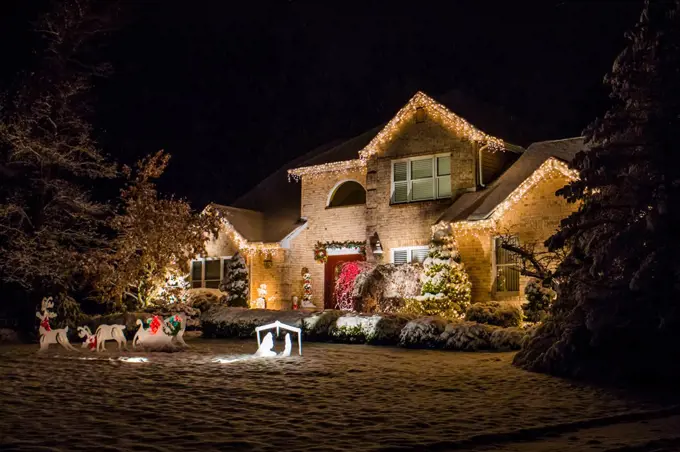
[0, 339, 678, 451]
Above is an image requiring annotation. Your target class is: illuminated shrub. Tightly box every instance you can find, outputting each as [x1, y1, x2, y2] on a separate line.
[351, 263, 422, 313]
[465, 301, 523, 328]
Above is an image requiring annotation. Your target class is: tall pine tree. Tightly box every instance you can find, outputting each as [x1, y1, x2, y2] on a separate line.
[515, 1, 680, 382]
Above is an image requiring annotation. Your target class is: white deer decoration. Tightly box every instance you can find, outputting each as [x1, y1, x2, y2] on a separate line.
[95, 324, 128, 352]
[77, 326, 97, 351]
[36, 297, 76, 352]
[78, 324, 127, 352]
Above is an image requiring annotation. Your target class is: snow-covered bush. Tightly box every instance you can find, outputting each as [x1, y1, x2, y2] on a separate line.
[400, 318, 527, 351]
[466, 301, 523, 328]
[398, 316, 447, 348]
[523, 279, 556, 323]
[351, 263, 421, 313]
[202, 306, 307, 338]
[330, 313, 410, 344]
[221, 253, 249, 307]
[302, 310, 342, 340]
[186, 290, 224, 315]
[54, 295, 87, 330]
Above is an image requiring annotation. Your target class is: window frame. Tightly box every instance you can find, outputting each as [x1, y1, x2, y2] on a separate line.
[190, 256, 233, 289]
[492, 236, 520, 293]
[391, 153, 452, 204]
[391, 246, 430, 265]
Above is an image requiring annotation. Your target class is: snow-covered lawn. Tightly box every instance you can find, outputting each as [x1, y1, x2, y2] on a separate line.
[0, 338, 678, 451]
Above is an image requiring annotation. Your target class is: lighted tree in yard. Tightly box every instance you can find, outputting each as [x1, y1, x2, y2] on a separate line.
[93, 151, 220, 309]
[401, 233, 471, 320]
[515, 0, 680, 382]
[0, 0, 117, 303]
[221, 253, 249, 307]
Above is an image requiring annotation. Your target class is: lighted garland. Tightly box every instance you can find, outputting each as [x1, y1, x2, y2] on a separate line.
[313, 240, 366, 263]
[302, 272, 313, 306]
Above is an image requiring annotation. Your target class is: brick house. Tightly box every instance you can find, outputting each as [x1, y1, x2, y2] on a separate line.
[192, 91, 582, 310]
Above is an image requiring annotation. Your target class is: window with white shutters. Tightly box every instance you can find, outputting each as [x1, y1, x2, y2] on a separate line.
[391, 154, 451, 203]
[391, 246, 429, 264]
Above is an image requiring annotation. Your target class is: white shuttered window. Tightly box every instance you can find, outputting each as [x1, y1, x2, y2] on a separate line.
[391, 154, 451, 203]
[392, 246, 429, 264]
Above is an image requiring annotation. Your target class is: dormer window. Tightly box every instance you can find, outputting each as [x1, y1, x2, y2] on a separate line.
[391, 154, 451, 204]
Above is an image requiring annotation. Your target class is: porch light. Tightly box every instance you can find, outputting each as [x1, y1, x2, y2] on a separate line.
[264, 252, 273, 269]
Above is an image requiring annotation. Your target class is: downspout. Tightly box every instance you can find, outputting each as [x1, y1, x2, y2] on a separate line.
[478, 144, 490, 188]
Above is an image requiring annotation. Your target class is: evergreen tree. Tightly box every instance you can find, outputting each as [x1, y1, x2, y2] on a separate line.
[402, 233, 471, 320]
[222, 253, 249, 307]
[515, 1, 680, 382]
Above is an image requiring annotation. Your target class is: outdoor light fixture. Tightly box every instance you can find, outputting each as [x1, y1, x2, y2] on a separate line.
[264, 252, 273, 269]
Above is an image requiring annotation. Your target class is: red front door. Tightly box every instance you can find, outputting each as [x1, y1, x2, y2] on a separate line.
[324, 254, 365, 309]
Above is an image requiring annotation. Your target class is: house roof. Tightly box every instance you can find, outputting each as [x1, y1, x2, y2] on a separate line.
[438, 137, 584, 224]
[209, 204, 306, 243]
[214, 90, 548, 245]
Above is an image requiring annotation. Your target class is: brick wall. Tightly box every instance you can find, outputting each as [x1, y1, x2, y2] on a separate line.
[365, 113, 477, 264]
[456, 172, 578, 303]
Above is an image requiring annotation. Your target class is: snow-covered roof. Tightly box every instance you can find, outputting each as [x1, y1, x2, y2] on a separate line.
[438, 137, 584, 223]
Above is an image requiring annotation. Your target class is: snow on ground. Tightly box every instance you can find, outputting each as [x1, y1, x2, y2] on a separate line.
[0, 338, 679, 452]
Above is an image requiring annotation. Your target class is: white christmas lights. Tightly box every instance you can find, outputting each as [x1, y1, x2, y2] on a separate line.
[287, 159, 366, 182]
[359, 91, 506, 161]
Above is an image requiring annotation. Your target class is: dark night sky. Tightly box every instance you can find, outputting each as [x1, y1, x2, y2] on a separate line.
[0, 0, 643, 208]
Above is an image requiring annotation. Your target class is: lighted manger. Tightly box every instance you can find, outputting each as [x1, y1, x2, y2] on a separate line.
[255, 320, 302, 356]
[132, 314, 188, 351]
[212, 320, 302, 364]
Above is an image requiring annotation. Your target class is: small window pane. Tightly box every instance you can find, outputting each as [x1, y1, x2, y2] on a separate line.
[191, 281, 203, 289]
[411, 158, 433, 179]
[205, 280, 220, 289]
[411, 248, 429, 263]
[205, 260, 221, 280]
[393, 250, 408, 265]
[393, 161, 408, 182]
[393, 181, 408, 203]
[191, 261, 202, 281]
[412, 179, 434, 200]
[437, 175, 451, 198]
[437, 156, 451, 176]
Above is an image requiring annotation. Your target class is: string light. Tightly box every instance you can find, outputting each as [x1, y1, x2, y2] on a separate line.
[287, 159, 366, 182]
[359, 91, 506, 161]
[444, 157, 578, 236]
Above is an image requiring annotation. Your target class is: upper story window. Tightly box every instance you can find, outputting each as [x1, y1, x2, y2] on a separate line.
[328, 180, 366, 208]
[391, 154, 451, 204]
[392, 246, 429, 265]
[191, 256, 232, 289]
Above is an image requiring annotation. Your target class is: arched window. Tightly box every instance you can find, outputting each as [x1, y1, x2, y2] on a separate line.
[328, 181, 366, 208]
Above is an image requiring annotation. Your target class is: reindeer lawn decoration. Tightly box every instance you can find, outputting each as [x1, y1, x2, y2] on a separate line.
[77, 324, 128, 352]
[132, 314, 188, 350]
[36, 297, 76, 352]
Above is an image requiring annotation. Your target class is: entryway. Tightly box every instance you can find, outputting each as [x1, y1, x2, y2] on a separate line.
[323, 253, 365, 309]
